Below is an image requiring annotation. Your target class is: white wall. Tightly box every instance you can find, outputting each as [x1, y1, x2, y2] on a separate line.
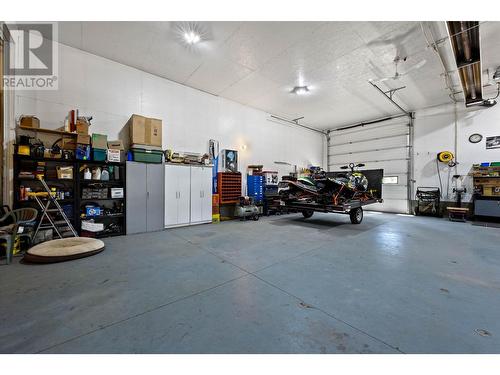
[13, 43, 324, 196]
[414, 102, 500, 203]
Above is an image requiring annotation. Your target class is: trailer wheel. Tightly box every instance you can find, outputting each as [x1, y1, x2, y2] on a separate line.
[349, 207, 363, 224]
[302, 210, 314, 219]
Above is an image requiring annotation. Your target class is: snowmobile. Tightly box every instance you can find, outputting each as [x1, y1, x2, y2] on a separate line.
[279, 163, 381, 224]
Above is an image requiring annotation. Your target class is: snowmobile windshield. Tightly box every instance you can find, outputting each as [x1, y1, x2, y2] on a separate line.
[298, 177, 316, 187]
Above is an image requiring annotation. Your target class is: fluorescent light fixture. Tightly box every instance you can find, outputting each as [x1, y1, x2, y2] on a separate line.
[184, 31, 201, 45]
[291, 86, 310, 95]
[446, 21, 483, 107]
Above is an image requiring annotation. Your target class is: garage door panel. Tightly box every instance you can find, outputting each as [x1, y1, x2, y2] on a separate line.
[329, 135, 409, 155]
[367, 199, 408, 213]
[381, 185, 407, 200]
[329, 148, 408, 166]
[329, 159, 407, 174]
[331, 123, 408, 144]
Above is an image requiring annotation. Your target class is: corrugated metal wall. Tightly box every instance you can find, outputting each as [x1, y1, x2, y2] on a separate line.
[328, 118, 411, 213]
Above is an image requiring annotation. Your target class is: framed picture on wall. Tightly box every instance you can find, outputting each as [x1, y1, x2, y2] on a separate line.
[486, 136, 500, 149]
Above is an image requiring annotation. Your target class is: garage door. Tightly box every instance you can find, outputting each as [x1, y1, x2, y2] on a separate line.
[328, 118, 411, 213]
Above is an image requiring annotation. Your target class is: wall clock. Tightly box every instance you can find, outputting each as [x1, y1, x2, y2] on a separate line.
[469, 133, 483, 143]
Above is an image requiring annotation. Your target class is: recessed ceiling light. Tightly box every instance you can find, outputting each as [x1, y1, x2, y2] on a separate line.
[184, 31, 201, 45]
[291, 86, 310, 95]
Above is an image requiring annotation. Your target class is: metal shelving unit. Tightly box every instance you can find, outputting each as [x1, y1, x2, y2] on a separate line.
[13, 155, 77, 241]
[13, 154, 127, 239]
[76, 160, 126, 238]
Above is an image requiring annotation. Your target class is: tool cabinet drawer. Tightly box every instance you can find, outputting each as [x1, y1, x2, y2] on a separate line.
[475, 199, 500, 217]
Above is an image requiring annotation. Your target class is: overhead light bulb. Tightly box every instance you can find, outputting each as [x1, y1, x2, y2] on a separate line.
[184, 31, 201, 45]
[291, 85, 310, 95]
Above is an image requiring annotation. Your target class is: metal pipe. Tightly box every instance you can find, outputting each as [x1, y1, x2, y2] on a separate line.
[420, 22, 459, 103]
[269, 115, 326, 135]
[368, 80, 409, 115]
[330, 114, 408, 132]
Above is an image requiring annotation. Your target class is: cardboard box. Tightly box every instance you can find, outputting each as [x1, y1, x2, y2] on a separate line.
[76, 121, 89, 135]
[128, 114, 147, 145]
[110, 188, 124, 198]
[146, 118, 162, 147]
[20, 116, 40, 129]
[77, 134, 91, 145]
[107, 149, 121, 163]
[56, 166, 74, 179]
[107, 140, 124, 150]
[91, 133, 108, 149]
[127, 114, 162, 147]
[81, 221, 104, 232]
[44, 149, 61, 159]
[62, 136, 77, 150]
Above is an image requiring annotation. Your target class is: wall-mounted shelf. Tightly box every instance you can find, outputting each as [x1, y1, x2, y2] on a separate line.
[18, 126, 78, 137]
[14, 154, 75, 163]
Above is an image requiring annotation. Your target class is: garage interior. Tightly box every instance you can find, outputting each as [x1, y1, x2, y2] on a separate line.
[1, 20, 500, 354]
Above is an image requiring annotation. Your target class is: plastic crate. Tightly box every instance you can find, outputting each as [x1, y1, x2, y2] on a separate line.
[131, 148, 163, 163]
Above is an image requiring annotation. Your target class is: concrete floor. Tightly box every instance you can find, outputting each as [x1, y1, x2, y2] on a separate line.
[1, 212, 499, 353]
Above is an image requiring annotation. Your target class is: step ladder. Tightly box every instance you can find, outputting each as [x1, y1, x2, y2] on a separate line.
[33, 179, 78, 240]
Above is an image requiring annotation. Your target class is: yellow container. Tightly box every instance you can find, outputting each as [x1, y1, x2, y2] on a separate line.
[212, 214, 220, 223]
[18, 145, 31, 156]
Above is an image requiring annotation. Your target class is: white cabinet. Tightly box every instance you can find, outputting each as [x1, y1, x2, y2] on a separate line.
[164, 164, 212, 228]
[190, 166, 213, 224]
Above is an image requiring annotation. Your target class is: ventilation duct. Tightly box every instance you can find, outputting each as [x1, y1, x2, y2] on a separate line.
[446, 21, 482, 106]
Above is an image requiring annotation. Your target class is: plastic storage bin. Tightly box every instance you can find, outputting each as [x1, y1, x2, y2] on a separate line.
[92, 148, 107, 161]
[130, 148, 163, 163]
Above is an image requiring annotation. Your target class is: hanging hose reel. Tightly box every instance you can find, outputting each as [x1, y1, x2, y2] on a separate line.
[437, 151, 454, 164]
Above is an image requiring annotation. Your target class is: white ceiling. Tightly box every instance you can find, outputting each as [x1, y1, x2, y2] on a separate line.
[57, 21, 500, 130]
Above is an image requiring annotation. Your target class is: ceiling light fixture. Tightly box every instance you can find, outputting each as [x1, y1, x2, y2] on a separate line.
[291, 86, 310, 95]
[184, 31, 201, 45]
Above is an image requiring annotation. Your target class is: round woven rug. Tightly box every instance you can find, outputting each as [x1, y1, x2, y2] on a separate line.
[24, 237, 105, 263]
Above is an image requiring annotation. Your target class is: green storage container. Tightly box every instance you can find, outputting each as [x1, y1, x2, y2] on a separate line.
[131, 148, 163, 163]
[92, 148, 107, 161]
